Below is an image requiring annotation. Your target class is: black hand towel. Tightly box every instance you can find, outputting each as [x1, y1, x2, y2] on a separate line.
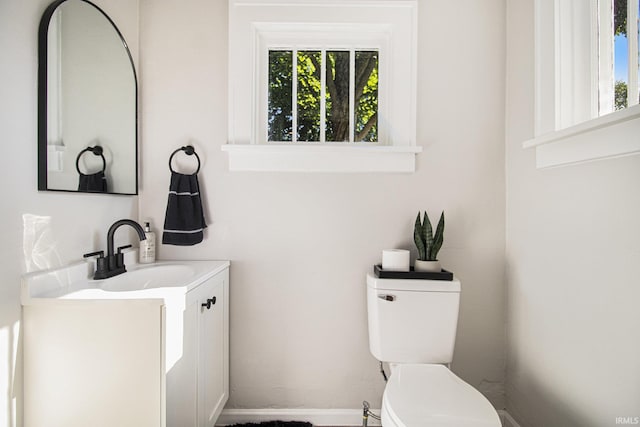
[78, 171, 107, 193]
[162, 172, 207, 246]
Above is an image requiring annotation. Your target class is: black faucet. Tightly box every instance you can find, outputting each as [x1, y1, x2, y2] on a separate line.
[84, 219, 147, 280]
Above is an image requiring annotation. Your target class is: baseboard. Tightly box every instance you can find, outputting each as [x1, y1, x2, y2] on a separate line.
[216, 408, 382, 426]
[499, 410, 523, 427]
[218, 408, 520, 427]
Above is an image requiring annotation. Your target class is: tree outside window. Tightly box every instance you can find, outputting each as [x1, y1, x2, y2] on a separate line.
[268, 49, 379, 143]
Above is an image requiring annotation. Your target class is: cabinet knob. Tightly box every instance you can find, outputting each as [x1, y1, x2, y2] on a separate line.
[201, 297, 217, 310]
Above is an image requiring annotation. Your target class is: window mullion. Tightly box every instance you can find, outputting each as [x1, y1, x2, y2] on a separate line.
[590, 0, 600, 118]
[628, 0, 639, 106]
[349, 49, 355, 142]
[599, 0, 615, 115]
[320, 49, 326, 143]
[292, 49, 298, 143]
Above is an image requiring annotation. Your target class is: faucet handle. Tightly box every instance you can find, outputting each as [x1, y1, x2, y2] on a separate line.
[83, 250, 104, 259]
[115, 245, 132, 269]
[117, 244, 132, 254]
[84, 250, 108, 280]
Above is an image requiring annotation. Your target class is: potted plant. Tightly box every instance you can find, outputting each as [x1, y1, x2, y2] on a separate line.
[413, 211, 444, 272]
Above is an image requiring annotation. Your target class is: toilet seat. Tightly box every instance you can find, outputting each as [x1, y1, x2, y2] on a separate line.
[381, 364, 501, 427]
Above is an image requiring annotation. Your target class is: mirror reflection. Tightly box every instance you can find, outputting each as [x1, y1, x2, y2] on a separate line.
[39, 0, 137, 195]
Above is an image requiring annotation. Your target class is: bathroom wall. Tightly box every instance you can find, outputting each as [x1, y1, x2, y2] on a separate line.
[0, 1, 138, 426]
[505, 1, 640, 426]
[139, 0, 507, 412]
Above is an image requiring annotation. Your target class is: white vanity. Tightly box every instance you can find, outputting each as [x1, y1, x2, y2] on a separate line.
[21, 259, 230, 427]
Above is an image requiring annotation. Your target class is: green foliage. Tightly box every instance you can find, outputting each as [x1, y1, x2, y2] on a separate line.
[325, 51, 351, 141]
[413, 211, 445, 261]
[615, 80, 628, 110]
[614, 0, 627, 36]
[355, 51, 378, 142]
[268, 51, 293, 141]
[297, 51, 322, 141]
[268, 50, 378, 142]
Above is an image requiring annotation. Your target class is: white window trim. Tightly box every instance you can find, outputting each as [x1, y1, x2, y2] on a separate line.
[221, 144, 421, 173]
[526, 0, 640, 168]
[225, 0, 420, 173]
[626, 0, 639, 106]
[523, 104, 640, 168]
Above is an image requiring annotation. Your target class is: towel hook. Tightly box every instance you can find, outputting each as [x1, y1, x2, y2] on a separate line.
[169, 145, 201, 174]
[76, 146, 106, 175]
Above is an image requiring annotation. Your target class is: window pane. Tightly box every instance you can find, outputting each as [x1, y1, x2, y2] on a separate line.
[268, 50, 293, 141]
[614, 0, 628, 110]
[325, 50, 350, 142]
[354, 51, 378, 142]
[297, 51, 321, 141]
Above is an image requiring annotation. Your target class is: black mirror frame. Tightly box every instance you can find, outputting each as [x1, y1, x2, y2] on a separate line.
[37, 0, 139, 195]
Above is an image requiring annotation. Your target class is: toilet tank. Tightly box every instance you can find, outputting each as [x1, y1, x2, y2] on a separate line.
[366, 273, 461, 364]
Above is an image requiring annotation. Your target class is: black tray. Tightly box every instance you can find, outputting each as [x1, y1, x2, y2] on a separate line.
[373, 264, 454, 281]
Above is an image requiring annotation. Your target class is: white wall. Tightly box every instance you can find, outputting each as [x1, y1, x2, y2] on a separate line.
[505, 1, 640, 426]
[0, 1, 138, 426]
[139, 0, 506, 411]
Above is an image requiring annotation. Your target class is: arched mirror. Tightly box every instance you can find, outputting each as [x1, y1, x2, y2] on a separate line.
[38, 0, 138, 195]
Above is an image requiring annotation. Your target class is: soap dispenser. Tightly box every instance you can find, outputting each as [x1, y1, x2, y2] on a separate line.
[139, 222, 156, 263]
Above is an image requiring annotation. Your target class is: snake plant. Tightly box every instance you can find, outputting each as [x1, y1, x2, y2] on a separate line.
[414, 211, 445, 261]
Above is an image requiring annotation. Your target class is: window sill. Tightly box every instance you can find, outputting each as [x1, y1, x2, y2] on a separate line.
[523, 104, 640, 168]
[221, 144, 422, 172]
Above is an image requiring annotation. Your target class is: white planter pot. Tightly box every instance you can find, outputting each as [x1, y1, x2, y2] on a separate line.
[414, 260, 441, 272]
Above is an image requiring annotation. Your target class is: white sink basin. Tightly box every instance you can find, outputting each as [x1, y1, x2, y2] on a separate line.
[22, 259, 230, 302]
[97, 264, 198, 292]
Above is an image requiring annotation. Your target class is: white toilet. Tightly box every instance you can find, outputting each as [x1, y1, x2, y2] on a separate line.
[366, 273, 501, 427]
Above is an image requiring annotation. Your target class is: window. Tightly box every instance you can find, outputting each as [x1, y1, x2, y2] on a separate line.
[526, 0, 640, 168]
[599, 0, 639, 114]
[267, 49, 378, 143]
[225, 0, 420, 172]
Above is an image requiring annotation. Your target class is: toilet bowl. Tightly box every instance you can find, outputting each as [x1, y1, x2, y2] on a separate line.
[366, 273, 500, 427]
[380, 364, 500, 427]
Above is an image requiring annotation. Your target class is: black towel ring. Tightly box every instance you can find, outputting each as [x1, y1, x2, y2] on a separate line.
[76, 146, 106, 175]
[169, 145, 201, 174]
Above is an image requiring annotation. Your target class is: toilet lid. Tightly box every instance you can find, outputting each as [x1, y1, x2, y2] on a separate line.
[383, 364, 501, 427]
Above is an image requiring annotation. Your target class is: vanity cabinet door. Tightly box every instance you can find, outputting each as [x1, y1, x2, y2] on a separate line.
[197, 270, 229, 426]
[167, 268, 229, 427]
